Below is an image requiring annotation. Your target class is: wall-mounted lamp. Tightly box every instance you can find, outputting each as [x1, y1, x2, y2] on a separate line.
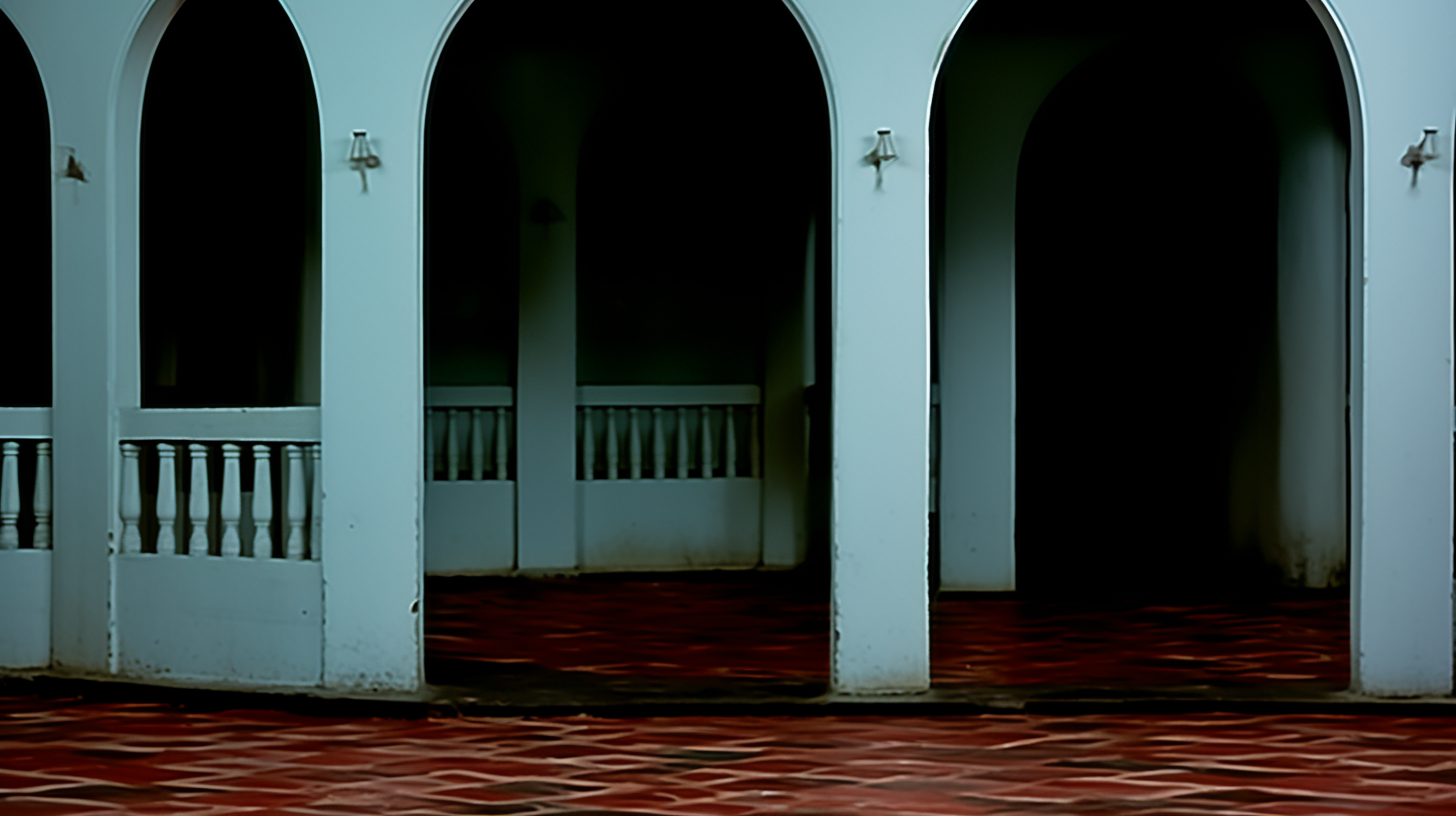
[866, 127, 898, 172]
[57, 146, 87, 183]
[349, 129, 381, 192]
[1400, 126, 1438, 186]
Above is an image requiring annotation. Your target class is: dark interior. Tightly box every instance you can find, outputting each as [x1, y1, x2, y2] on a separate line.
[140, 0, 319, 408]
[1, 12, 50, 408]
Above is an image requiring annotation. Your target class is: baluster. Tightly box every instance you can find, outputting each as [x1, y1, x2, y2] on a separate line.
[219, 444, 242, 557]
[470, 409, 485, 481]
[701, 405, 713, 479]
[309, 445, 323, 560]
[652, 408, 665, 479]
[750, 405, 761, 478]
[155, 443, 177, 554]
[581, 408, 594, 480]
[188, 443, 210, 556]
[284, 445, 306, 559]
[495, 408, 508, 480]
[32, 441, 51, 550]
[425, 410, 436, 481]
[445, 408, 460, 481]
[724, 406, 737, 478]
[251, 444, 273, 559]
[606, 408, 619, 480]
[1, 442, 22, 550]
[676, 407, 689, 478]
[629, 407, 642, 480]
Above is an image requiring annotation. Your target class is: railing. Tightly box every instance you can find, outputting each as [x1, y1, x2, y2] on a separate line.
[117, 407, 321, 560]
[0, 408, 53, 551]
[577, 385, 760, 481]
[0, 440, 51, 551]
[426, 386, 514, 482]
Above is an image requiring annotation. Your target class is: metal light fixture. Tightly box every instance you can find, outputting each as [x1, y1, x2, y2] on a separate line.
[1400, 126, 1438, 186]
[866, 127, 898, 171]
[349, 129, 381, 191]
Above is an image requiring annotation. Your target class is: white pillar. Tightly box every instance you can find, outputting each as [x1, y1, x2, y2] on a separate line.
[8, 0, 148, 672]
[500, 53, 595, 570]
[1334, 0, 1454, 696]
[793, 0, 971, 693]
[288, 0, 461, 692]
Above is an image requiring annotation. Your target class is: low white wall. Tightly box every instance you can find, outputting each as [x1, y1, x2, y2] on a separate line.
[114, 556, 322, 686]
[0, 550, 50, 668]
[578, 480, 761, 570]
[424, 481, 515, 574]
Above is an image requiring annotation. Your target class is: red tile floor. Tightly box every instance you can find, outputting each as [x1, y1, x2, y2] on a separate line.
[6, 697, 1456, 814]
[424, 575, 1349, 700]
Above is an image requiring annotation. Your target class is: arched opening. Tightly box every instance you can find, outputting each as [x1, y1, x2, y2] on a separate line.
[1, 11, 50, 409]
[423, 1, 833, 699]
[932, 0, 1352, 691]
[140, 0, 320, 408]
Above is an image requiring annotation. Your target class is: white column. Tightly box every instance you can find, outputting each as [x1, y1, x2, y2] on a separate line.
[251, 444, 273, 559]
[1, 442, 22, 550]
[793, 0, 971, 693]
[13, 0, 148, 671]
[155, 443, 177, 555]
[219, 443, 242, 557]
[187, 444, 210, 556]
[289, 0, 459, 691]
[1334, 0, 1454, 696]
[285, 444, 307, 560]
[504, 53, 594, 571]
[32, 442, 52, 550]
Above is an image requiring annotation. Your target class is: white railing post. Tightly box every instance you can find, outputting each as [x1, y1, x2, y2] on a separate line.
[285, 444, 307, 560]
[676, 407, 689, 479]
[155, 443, 177, 555]
[119, 442, 142, 554]
[700, 405, 713, 479]
[1, 441, 20, 550]
[309, 445, 322, 560]
[252, 444, 273, 559]
[470, 409, 485, 481]
[582, 408, 595, 480]
[494, 408, 508, 480]
[425, 410, 436, 482]
[725, 406, 737, 478]
[652, 407, 666, 479]
[750, 405, 761, 478]
[219, 444, 242, 557]
[445, 408, 460, 481]
[629, 407, 642, 480]
[32, 441, 51, 550]
[188, 443, 211, 556]
[606, 408, 619, 480]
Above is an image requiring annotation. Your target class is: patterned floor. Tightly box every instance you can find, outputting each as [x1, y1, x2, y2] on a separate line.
[5, 696, 1456, 815]
[424, 576, 1349, 700]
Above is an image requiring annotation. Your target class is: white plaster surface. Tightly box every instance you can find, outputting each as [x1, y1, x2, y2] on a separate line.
[114, 555, 321, 686]
[578, 480, 762, 570]
[0, 550, 51, 668]
[424, 482, 515, 574]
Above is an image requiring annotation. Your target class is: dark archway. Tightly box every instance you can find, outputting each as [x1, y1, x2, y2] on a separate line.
[140, 0, 320, 408]
[0, 11, 51, 408]
[1014, 47, 1279, 598]
[422, 0, 835, 699]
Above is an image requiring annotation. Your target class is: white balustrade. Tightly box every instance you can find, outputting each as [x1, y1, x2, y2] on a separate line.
[156, 443, 178, 554]
[188, 444, 210, 556]
[120, 443, 142, 553]
[285, 444, 307, 560]
[424, 402, 515, 482]
[251, 444, 273, 559]
[575, 386, 762, 482]
[33, 442, 51, 549]
[115, 440, 321, 560]
[0, 439, 55, 551]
